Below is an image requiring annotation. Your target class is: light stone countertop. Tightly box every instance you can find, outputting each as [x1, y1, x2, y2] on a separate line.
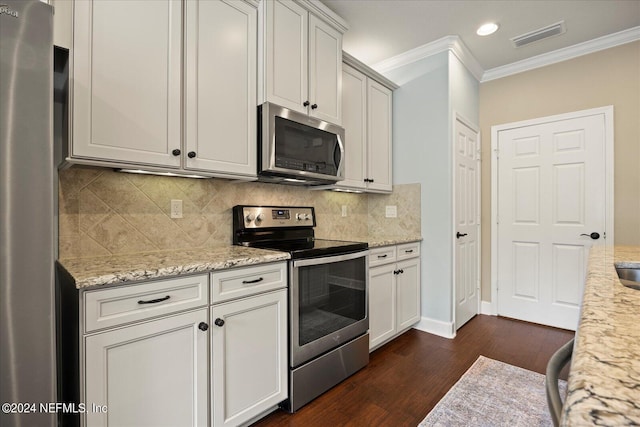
[58, 236, 423, 290]
[58, 246, 290, 289]
[562, 245, 640, 426]
[366, 235, 423, 248]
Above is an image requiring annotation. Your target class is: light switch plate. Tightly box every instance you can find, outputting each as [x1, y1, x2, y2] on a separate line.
[385, 205, 397, 218]
[341, 205, 347, 217]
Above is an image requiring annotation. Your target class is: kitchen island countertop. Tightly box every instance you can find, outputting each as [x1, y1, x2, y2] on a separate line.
[562, 245, 640, 426]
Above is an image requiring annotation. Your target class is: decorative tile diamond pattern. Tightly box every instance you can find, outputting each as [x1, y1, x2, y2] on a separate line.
[59, 167, 421, 258]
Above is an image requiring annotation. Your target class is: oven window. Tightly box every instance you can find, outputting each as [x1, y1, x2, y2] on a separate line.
[297, 256, 366, 346]
[274, 116, 340, 174]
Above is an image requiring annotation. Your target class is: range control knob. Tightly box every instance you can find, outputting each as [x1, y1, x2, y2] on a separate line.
[245, 213, 255, 222]
[256, 213, 265, 222]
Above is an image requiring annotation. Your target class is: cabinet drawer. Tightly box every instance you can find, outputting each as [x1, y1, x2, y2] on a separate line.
[211, 262, 287, 304]
[369, 246, 397, 267]
[396, 242, 420, 260]
[84, 275, 208, 333]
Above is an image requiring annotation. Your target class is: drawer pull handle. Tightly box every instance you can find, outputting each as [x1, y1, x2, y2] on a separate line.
[242, 277, 264, 284]
[405, 249, 414, 253]
[377, 254, 388, 259]
[198, 322, 208, 332]
[137, 295, 170, 305]
[214, 318, 225, 327]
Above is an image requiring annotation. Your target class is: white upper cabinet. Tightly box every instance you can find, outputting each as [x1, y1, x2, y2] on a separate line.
[184, 0, 257, 176]
[70, 0, 258, 179]
[260, 0, 347, 125]
[262, 0, 308, 113]
[340, 64, 368, 189]
[330, 56, 396, 193]
[72, 0, 182, 167]
[307, 14, 342, 124]
[366, 79, 393, 192]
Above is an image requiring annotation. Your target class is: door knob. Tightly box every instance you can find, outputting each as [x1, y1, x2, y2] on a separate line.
[214, 318, 225, 327]
[580, 232, 600, 240]
[456, 232, 468, 239]
[198, 322, 208, 331]
[187, 151, 197, 158]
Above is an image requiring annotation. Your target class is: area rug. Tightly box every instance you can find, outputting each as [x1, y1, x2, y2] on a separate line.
[419, 356, 566, 427]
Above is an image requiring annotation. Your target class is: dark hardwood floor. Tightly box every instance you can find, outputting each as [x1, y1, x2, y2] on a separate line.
[252, 314, 574, 427]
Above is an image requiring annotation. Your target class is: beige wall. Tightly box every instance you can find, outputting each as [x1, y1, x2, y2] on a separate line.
[58, 167, 421, 259]
[479, 41, 640, 301]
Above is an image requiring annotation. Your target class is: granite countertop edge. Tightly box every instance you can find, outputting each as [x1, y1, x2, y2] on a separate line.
[58, 236, 423, 290]
[58, 247, 291, 290]
[561, 245, 640, 426]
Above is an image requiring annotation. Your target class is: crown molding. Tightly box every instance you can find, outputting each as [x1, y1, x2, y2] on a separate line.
[371, 26, 640, 85]
[343, 52, 399, 90]
[449, 37, 485, 81]
[482, 25, 640, 82]
[373, 35, 484, 81]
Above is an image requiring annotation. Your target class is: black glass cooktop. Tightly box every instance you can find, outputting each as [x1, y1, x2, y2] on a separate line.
[250, 238, 368, 259]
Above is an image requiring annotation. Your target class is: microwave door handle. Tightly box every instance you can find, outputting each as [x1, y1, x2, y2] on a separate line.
[334, 135, 344, 172]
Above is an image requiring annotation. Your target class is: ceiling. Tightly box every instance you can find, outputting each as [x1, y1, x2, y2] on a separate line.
[320, 0, 640, 73]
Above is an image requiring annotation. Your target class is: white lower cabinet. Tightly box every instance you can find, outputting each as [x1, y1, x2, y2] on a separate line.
[210, 289, 288, 427]
[368, 243, 421, 350]
[80, 263, 288, 427]
[84, 309, 209, 427]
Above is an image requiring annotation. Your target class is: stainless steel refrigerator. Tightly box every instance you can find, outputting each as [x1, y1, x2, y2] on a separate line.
[0, 1, 57, 426]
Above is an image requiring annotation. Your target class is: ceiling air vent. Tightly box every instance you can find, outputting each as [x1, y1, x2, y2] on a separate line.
[511, 21, 566, 48]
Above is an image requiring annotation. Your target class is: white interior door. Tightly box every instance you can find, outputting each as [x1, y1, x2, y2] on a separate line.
[455, 118, 480, 329]
[496, 112, 608, 330]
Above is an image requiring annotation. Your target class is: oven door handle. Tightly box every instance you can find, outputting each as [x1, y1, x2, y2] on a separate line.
[292, 250, 369, 268]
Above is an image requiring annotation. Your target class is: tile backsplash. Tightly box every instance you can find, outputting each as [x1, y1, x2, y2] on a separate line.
[58, 167, 420, 258]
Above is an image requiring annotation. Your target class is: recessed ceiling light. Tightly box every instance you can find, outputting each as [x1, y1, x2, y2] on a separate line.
[477, 22, 499, 36]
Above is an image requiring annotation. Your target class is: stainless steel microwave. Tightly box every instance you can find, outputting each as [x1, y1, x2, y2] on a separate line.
[258, 102, 345, 185]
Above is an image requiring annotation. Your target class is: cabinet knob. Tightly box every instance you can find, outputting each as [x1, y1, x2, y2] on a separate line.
[311, 103, 318, 109]
[303, 101, 310, 107]
[187, 151, 197, 158]
[198, 322, 208, 331]
[172, 149, 181, 156]
[214, 318, 225, 327]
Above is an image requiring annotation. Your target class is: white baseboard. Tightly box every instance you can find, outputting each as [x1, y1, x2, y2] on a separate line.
[413, 316, 456, 339]
[480, 300, 496, 316]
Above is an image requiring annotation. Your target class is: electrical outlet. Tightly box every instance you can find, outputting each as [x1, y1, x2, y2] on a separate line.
[385, 205, 397, 218]
[170, 199, 183, 219]
[341, 205, 347, 217]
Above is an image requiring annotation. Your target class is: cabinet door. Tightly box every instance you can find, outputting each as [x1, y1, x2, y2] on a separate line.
[85, 310, 208, 427]
[211, 290, 287, 427]
[340, 64, 367, 190]
[366, 79, 393, 192]
[396, 258, 421, 331]
[185, 0, 257, 177]
[369, 264, 396, 350]
[264, 0, 308, 114]
[308, 14, 342, 125]
[73, 0, 182, 167]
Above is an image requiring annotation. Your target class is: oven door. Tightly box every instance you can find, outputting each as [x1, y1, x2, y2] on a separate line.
[290, 250, 368, 368]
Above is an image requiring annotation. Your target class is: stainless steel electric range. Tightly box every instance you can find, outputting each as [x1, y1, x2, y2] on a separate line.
[233, 205, 369, 412]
